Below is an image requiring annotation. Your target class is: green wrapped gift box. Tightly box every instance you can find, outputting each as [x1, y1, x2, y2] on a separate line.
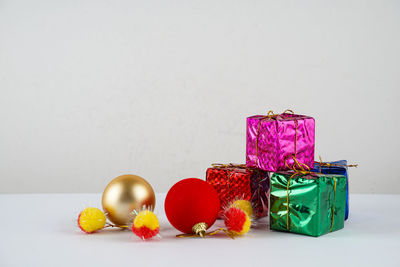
[270, 171, 346, 237]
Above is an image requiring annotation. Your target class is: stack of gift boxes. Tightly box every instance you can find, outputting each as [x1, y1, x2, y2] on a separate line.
[206, 110, 353, 237]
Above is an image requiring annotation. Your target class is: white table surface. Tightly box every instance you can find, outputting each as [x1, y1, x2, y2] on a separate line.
[0, 193, 399, 267]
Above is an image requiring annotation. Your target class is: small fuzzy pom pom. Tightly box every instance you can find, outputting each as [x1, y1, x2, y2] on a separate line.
[78, 207, 106, 233]
[230, 199, 253, 217]
[224, 207, 251, 236]
[131, 210, 160, 240]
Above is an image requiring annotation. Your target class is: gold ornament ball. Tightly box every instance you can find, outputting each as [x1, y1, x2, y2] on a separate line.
[102, 174, 155, 227]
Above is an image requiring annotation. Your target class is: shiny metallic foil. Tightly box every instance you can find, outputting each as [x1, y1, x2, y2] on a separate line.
[312, 160, 349, 220]
[246, 113, 315, 172]
[206, 167, 270, 219]
[270, 172, 346, 237]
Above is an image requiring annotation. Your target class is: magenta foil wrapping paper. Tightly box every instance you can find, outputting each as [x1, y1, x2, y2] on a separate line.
[246, 113, 315, 171]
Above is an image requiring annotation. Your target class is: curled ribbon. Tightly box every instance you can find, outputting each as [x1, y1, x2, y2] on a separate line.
[285, 156, 310, 172]
[316, 156, 358, 173]
[176, 222, 235, 239]
[177, 228, 235, 239]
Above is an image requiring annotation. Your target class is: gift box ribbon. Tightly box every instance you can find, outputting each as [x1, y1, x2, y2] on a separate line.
[254, 109, 308, 170]
[316, 156, 358, 173]
[210, 163, 239, 209]
[285, 157, 337, 232]
[210, 163, 268, 216]
[211, 163, 248, 169]
[211, 163, 246, 204]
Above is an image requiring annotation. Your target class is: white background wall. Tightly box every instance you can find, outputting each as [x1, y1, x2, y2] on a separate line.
[0, 0, 399, 194]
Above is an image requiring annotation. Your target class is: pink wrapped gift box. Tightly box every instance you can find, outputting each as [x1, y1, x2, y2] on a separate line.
[246, 112, 315, 172]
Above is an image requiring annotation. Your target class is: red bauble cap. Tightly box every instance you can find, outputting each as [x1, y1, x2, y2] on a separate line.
[164, 178, 220, 234]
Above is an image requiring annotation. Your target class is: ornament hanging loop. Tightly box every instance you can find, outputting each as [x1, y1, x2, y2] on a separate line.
[283, 109, 294, 114]
[176, 222, 235, 239]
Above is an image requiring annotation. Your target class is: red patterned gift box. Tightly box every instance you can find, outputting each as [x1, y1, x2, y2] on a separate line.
[206, 164, 270, 218]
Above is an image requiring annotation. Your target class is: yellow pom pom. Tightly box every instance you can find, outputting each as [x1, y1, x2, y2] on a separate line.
[133, 210, 159, 231]
[78, 207, 106, 233]
[231, 199, 253, 217]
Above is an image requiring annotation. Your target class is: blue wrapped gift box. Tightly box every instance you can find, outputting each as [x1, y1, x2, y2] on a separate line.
[312, 160, 350, 220]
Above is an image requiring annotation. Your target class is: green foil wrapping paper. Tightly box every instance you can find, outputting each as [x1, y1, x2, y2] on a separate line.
[270, 171, 346, 237]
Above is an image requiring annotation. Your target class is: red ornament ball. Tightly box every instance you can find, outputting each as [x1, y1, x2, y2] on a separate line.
[164, 178, 220, 234]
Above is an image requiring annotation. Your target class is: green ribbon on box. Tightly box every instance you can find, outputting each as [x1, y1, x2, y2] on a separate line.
[270, 171, 347, 237]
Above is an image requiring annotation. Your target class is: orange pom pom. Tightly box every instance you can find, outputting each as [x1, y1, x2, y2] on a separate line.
[224, 207, 251, 236]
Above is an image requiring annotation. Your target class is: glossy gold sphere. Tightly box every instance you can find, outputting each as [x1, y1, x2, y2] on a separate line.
[102, 174, 155, 227]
